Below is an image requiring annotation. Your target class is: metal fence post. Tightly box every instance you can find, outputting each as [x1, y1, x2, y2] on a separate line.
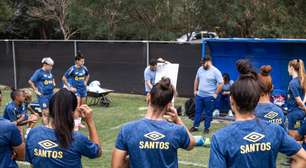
[12, 40, 17, 89]
[74, 40, 77, 57]
[146, 41, 149, 66]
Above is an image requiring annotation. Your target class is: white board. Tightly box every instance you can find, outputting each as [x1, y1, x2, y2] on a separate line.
[155, 63, 179, 88]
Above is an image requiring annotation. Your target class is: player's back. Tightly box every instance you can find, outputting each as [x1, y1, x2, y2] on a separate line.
[115, 118, 190, 168]
[209, 119, 301, 168]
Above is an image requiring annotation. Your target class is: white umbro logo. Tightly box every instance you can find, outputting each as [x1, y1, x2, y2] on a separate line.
[38, 140, 58, 149]
[243, 132, 265, 143]
[264, 111, 278, 120]
[144, 131, 165, 141]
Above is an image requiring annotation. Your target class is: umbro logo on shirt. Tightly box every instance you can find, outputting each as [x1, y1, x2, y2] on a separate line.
[140, 132, 169, 150]
[144, 131, 165, 141]
[240, 132, 271, 154]
[38, 140, 58, 149]
[243, 132, 265, 143]
[264, 111, 278, 120]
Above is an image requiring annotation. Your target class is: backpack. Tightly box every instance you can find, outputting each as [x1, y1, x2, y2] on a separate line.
[184, 98, 205, 121]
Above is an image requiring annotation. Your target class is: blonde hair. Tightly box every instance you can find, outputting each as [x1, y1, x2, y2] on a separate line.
[289, 59, 306, 92]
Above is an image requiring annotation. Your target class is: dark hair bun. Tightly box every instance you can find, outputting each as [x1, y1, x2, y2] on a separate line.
[159, 77, 171, 90]
[236, 59, 253, 74]
[236, 59, 257, 80]
[260, 65, 272, 76]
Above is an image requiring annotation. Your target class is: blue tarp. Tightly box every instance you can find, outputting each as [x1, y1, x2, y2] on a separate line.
[202, 38, 306, 91]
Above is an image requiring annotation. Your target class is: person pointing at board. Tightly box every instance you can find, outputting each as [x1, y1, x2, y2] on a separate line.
[144, 58, 169, 96]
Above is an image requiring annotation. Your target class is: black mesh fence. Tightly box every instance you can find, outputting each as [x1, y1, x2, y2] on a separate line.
[0, 40, 200, 97]
[0, 41, 14, 87]
[14, 41, 75, 88]
[149, 43, 202, 96]
[77, 42, 147, 94]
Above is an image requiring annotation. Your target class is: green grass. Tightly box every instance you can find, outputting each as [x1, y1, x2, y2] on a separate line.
[0, 89, 288, 168]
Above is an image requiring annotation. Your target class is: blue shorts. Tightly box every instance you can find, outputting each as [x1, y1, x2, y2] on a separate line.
[76, 88, 87, 98]
[38, 94, 53, 110]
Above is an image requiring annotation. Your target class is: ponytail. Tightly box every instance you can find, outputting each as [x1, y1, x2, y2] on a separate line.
[230, 59, 261, 113]
[289, 59, 306, 93]
[150, 77, 176, 109]
[49, 89, 77, 148]
[258, 65, 273, 94]
[298, 59, 306, 93]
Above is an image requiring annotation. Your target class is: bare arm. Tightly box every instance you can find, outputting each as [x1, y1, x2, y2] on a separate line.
[85, 75, 90, 86]
[194, 78, 199, 96]
[295, 97, 306, 112]
[62, 76, 70, 87]
[145, 80, 153, 91]
[87, 119, 99, 145]
[291, 148, 306, 167]
[28, 80, 37, 91]
[166, 107, 196, 151]
[12, 143, 25, 161]
[112, 149, 129, 168]
[176, 117, 196, 150]
[215, 83, 224, 96]
[80, 105, 102, 157]
[288, 130, 303, 141]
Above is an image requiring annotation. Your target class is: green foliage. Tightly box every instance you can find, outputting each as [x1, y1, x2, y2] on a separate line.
[0, 0, 13, 33]
[1, 0, 306, 39]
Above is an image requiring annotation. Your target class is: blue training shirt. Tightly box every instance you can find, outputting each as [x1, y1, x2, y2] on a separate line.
[3, 101, 28, 122]
[115, 118, 190, 168]
[0, 118, 23, 168]
[26, 126, 100, 168]
[64, 65, 89, 89]
[144, 67, 156, 92]
[222, 80, 234, 92]
[195, 66, 223, 97]
[255, 103, 287, 130]
[209, 119, 301, 168]
[30, 68, 54, 95]
[288, 77, 305, 111]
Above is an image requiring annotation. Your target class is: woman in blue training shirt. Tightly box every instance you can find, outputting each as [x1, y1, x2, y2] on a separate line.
[28, 57, 55, 125]
[3, 89, 38, 138]
[62, 52, 90, 107]
[112, 77, 195, 168]
[3, 89, 28, 124]
[26, 89, 102, 168]
[0, 118, 25, 168]
[255, 65, 286, 129]
[216, 73, 233, 116]
[62, 52, 89, 131]
[0, 90, 25, 168]
[209, 59, 306, 168]
[287, 59, 306, 130]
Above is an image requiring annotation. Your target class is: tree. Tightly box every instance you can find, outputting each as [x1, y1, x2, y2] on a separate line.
[28, 0, 76, 40]
[2, 0, 306, 39]
[175, 0, 202, 40]
[0, 0, 13, 33]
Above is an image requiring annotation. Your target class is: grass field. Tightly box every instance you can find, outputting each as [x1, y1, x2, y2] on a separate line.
[0, 89, 289, 168]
